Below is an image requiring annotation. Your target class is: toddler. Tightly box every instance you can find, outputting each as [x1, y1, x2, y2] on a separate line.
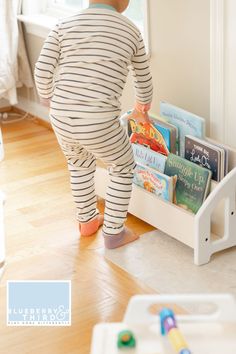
[35, 0, 153, 249]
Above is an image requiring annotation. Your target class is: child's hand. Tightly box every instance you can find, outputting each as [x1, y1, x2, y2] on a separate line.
[40, 98, 51, 107]
[131, 101, 152, 124]
[134, 101, 151, 114]
[130, 109, 151, 124]
[130, 101, 151, 124]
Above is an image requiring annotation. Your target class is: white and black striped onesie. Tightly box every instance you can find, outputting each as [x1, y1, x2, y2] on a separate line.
[35, 5, 153, 235]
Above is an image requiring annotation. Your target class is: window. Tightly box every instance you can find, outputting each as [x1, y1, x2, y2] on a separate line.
[47, 0, 87, 13]
[20, 0, 149, 50]
[46, 0, 149, 51]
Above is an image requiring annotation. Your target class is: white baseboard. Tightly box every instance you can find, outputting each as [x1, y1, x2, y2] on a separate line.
[0, 99, 10, 109]
[16, 96, 50, 122]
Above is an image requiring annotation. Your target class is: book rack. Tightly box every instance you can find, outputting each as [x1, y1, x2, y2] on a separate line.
[95, 146, 236, 265]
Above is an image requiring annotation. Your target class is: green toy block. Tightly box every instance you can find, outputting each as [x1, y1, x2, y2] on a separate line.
[117, 330, 136, 349]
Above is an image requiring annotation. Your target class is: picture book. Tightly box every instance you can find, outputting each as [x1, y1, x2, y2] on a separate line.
[160, 101, 205, 157]
[149, 114, 178, 154]
[133, 163, 176, 202]
[151, 121, 171, 151]
[132, 143, 167, 173]
[125, 110, 170, 156]
[206, 137, 230, 177]
[164, 153, 212, 214]
[185, 135, 222, 181]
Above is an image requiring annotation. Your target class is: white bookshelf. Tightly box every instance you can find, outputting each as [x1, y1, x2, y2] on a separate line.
[95, 145, 236, 266]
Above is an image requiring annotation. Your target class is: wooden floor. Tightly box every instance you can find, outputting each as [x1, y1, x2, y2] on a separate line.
[0, 119, 156, 354]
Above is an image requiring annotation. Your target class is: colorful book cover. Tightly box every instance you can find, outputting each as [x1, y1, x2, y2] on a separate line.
[133, 164, 175, 202]
[151, 122, 171, 151]
[185, 135, 221, 181]
[164, 153, 212, 214]
[150, 115, 177, 154]
[160, 101, 205, 157]
[132, 143, 167, 173]
[126, 110, 170, 156]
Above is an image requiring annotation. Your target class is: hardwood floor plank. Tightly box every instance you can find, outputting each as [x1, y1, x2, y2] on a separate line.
[0, 119, 156, 354]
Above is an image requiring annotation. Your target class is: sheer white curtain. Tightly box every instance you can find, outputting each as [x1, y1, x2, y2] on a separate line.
[0, 0, 33, 105]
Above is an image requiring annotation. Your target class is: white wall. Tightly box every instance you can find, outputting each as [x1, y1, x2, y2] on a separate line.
[122, 0, 210, 131]
[0, 99, 10, 109]
[16, 0, 211, 132]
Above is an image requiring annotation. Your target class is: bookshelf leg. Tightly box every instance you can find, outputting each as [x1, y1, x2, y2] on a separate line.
[194, 247, 211, 266]
[194, 167, 236, 265]
[194, 233, 212, 266]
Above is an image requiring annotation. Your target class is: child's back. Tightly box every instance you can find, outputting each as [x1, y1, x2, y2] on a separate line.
[35, 6, 152, 121]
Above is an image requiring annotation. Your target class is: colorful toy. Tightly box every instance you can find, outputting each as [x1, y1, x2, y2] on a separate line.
[160, 308, 191, 354]
[117, 330, 136, 349]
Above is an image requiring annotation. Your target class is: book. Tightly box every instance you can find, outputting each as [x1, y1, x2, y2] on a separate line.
[128, 119, 169, 156]
[206, 137, 229, 177]
[122, 110, 169, 156]
[185, 135, 223, 181]
[164, 153, 212, 213]
[132, 143, 167, 173]
[160, 101, 205, 157]
[149, 114, 178, 154]
[133, 163, 176, 202]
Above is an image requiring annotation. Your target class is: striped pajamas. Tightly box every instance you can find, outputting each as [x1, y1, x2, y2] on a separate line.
[35, 6, 153, 235]
[51, 114, 135, 234]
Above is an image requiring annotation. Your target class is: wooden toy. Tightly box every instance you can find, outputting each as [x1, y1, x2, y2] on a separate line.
[160, 308, 191, 354]
[117, 330, 136, 349]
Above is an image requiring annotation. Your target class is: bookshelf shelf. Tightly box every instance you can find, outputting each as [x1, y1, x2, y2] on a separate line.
[95, 155, 236, 265]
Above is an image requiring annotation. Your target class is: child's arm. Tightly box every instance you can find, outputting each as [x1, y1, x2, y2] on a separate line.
[34, 24, 60, 105]
[131, 33, 153, 117]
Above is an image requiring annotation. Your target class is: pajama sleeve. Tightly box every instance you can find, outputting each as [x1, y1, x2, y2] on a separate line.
[34, 24, 60, 99]
[130, 33, 153, 105]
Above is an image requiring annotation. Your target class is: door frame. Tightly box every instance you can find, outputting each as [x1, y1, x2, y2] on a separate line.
[210, 0, 225, 142]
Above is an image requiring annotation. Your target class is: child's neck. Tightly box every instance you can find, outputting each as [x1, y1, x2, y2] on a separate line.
[89, 0, 118, 12]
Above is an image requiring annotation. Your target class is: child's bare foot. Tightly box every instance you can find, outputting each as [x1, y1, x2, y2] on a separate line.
[103, 227, 139, 249]
[79, 214, 104, 237]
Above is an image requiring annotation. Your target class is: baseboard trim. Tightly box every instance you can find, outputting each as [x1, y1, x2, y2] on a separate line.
[0, 106, 53, 131]
[16, 97, 50, 123]
[0, 106, 12, 113]
[33, 117, 52, 130]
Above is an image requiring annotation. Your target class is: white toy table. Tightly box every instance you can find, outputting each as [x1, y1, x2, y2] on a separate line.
[90, 294, 236, 354]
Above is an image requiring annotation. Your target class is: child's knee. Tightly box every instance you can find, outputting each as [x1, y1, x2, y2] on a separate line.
[67, 156, 96, 170]
[111, 158, 136, 176]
